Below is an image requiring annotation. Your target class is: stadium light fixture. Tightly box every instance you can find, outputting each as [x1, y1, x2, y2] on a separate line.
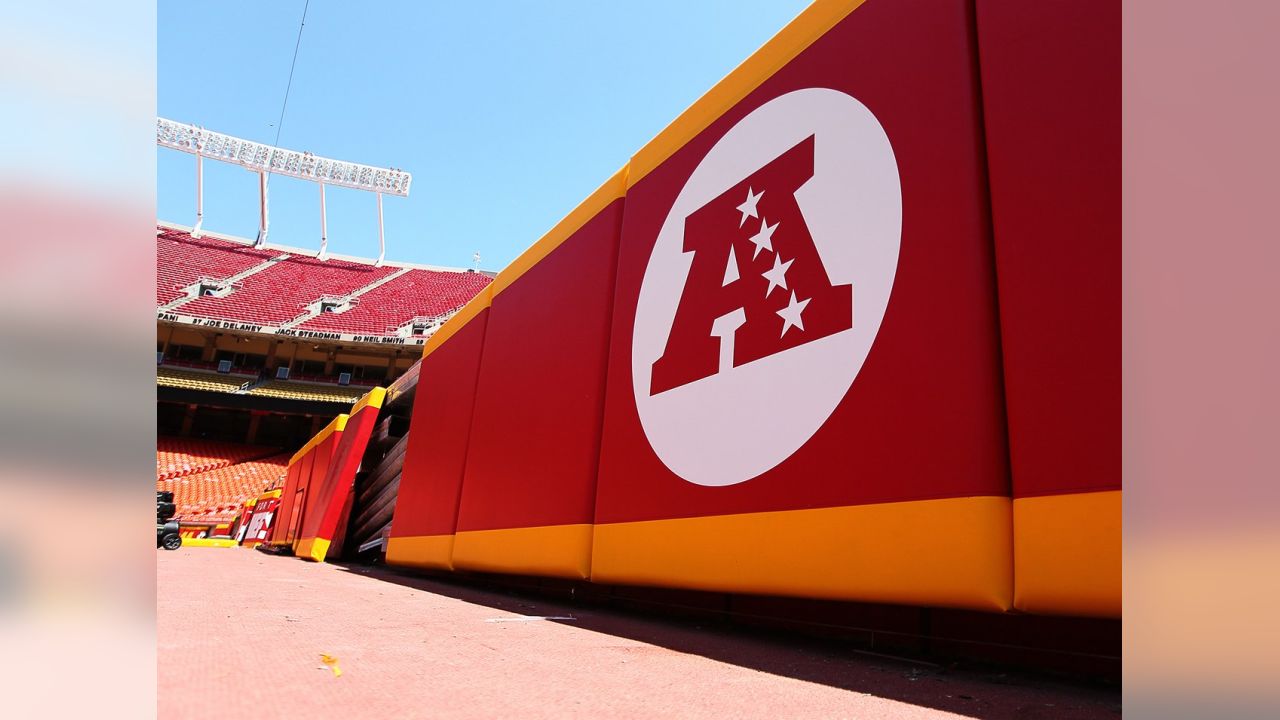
[157, 117, 411, 256]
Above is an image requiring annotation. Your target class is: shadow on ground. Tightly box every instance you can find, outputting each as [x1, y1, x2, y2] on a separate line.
[328, 559, 1120, 720]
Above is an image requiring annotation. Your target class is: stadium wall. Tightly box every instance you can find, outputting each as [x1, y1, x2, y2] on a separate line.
[387, 0, 1119, 618]
[251, 387, 388, 560]
[294, 388, 386, 562]
[268, 414, 346, 549]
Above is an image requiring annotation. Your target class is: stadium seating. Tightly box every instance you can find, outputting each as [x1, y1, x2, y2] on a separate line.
[157, 453, 291, 522]
[178, 254, 399, 326]
[247, 380, 367, 404]
[156, 437, 279, 481]
[157, 366, 253, 394]
[157, 225, 492, 337]
[297, 268, 492, 335]
[156, 225, 280, 305]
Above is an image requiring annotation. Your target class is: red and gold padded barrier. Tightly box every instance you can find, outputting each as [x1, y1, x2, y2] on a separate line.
[239, 490, 282, 547]
[595, 0, 1009, 611]
[294, 387, 387, 562]
[230, 497, 256, 542]
[267, 414, 346, 549]
[449, 169, 626, 579]
[975, 0, 1120, 617]
[386, 287, 492, 571]
[386, 0, 1117, 618]
[389, 171, 626, 578]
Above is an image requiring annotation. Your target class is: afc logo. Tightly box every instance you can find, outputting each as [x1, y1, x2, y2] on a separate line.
[651, 134, 853, 395]
[631, 88, 902, 487]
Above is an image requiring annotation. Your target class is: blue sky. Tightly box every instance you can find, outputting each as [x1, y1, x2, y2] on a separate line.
[158, 1, 811, 270]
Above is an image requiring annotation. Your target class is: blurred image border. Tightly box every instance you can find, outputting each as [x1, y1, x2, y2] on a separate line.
[0, 2, 158, 719]
[2, 0, 1278, 717]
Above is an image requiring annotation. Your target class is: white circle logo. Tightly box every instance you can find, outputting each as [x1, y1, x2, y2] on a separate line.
[631, 88, 902, 487]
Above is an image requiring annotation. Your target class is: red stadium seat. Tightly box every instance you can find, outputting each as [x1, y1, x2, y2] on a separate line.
[297, 269, 492, 336]
[179, 255, 400, 326]
[156, 437, 280, 481]
[156, 449, 291, 522]
[156, 226, 281, 305]
[157, 225, 492, 337]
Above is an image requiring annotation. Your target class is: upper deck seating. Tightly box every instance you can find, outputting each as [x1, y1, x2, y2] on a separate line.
[156, 226, 280, 305]
[297, 269, 492, 335]
[178, 255, 399, 326]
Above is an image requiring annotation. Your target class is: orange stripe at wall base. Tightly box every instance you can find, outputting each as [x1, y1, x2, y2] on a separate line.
[593, 497, 1013, 612]
[386, 534, 456, 571]
[1013, 490, 1121, 618]
[294, 537, 332, 563]
[180, 537, 239, 548]
[450, 524, 594, 580]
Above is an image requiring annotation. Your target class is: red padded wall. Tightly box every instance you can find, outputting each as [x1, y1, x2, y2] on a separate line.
[241, 495, 280, 546]
[298, 434, 336, 539]
[389, 312, 490, 540]
[374, 0, 1120, 617]
[597, 0, 1009, 525]
[454, 201, 623, 533]
[975, 0, 1120, 499]
[976, 0, 1121, 617]
[297, 394, 384, 560]
[269, 461, 303, 546]
[279, 454, 314, 546]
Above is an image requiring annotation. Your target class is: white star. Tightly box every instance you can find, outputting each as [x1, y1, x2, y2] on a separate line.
[776, 291, 810, 337]
[761, 254, 793, 298]
[747, 217, 778, 260]
[736, 186, 763, 228]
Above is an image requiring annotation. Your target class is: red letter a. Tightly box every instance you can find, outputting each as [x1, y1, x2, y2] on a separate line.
[651, 136, 852, 396]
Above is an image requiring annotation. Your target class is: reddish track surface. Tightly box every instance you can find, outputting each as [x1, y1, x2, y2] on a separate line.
[158, 549, 1119, 719]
